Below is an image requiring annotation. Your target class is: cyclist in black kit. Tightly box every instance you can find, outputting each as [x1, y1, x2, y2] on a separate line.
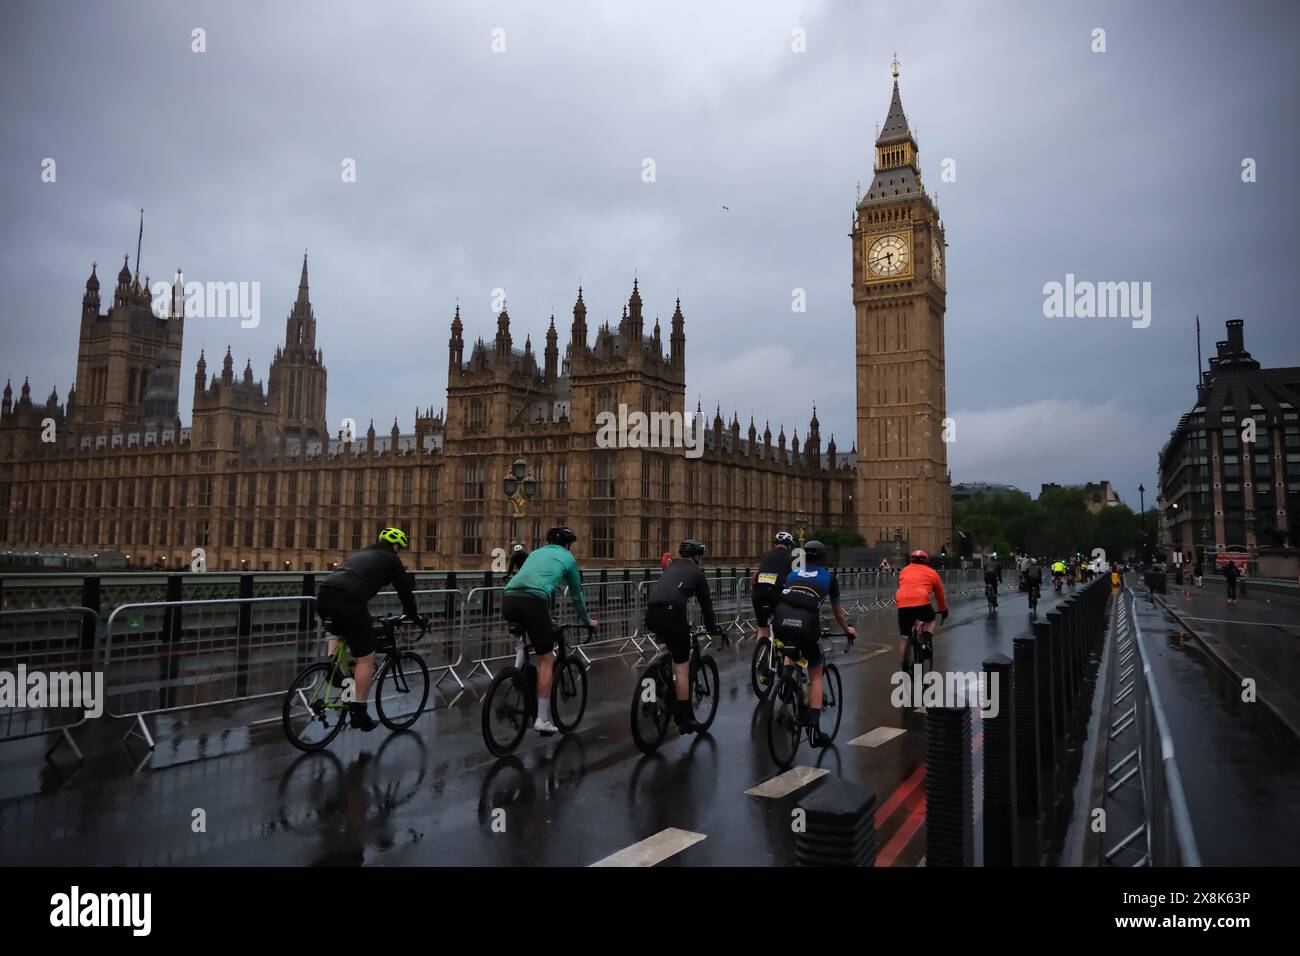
[645, 539, 723, 734]
[316, 528, 427, 731]
[753, 531, 796, 646]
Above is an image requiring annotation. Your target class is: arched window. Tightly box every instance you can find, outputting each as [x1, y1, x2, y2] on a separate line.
[597, 388, 614, 414]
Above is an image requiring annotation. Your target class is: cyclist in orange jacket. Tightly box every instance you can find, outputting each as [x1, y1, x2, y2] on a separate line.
[894, 550, 949, 663]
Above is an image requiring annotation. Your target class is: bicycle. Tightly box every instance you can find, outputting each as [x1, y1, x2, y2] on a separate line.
[630, 625, 724, 755]
[481, 621, 593, 757]
[282, 612, 432, 752]
[750, 627, 784, 700]
[984, 579, 999, 612]
[765, 628, 846, 769]
[1027, 580, 1041, 616]
[901, 614, 935, 681]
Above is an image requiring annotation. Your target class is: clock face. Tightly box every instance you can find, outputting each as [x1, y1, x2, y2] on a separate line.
[931, 236, 944, 285]
[867, 234, 909, 278]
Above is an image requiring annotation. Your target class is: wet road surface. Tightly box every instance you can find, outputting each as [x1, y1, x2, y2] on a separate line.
[0, 583, 1171, 867]
[1134, 591, 1300, 866]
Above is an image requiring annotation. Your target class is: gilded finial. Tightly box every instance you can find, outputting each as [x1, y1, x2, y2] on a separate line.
[891, 53, 900, 80]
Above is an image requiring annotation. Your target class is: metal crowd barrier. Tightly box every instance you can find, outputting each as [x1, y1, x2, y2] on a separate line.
[361, 587, 466, 692]
[1107, 590, 1201, 866]
[103, 595, 321, 748]
[0, 606, 101, 760]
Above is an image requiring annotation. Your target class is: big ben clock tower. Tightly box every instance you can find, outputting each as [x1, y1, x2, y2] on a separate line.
[853, 56, 951, 557]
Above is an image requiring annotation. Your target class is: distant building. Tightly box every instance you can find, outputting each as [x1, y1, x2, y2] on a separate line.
[1158, 319, 1299, 558]
[952, 482, 1021, 506]
[1040, 481, 1122, 513]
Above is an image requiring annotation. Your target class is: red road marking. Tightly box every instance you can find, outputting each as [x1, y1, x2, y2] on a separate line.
[876, 790, 926, 867]
[874, 763, 925, 829]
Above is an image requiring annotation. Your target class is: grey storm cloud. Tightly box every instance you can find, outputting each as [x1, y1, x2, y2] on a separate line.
[2, 0, 1298, 509]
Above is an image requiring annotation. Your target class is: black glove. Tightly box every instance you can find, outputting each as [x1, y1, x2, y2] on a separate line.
[939, 611, 949, 624]
[416, 614, 431, 631]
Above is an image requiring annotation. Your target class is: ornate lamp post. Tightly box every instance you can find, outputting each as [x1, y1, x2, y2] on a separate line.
[502, 457, 539, 518]
[794, 510, 809, 545]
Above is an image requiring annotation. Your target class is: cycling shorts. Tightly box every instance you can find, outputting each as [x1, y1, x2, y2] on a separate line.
[502, 591, 555, 655]
[317, 586, 376, 657]
[645, 601, 692, 664]
[752, 582, 782, 627]
[897, 602, 936, 636]
[772, 603, 823, 667]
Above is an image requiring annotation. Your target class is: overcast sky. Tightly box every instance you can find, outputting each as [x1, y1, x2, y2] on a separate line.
[3, 0, 1298, 510]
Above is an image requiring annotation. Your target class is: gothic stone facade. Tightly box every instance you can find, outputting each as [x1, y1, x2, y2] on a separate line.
[2, 263, 854, 571]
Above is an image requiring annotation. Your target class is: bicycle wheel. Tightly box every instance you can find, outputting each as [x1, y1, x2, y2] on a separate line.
[551, 656, 588, 733]
[751, 638, 775, 700]
[766, 674, 802, 769]
[481, 667, 531, 757]
[375, 651, 431, 731]
[821, 663, 844, 741]
[691, 654, 721, 732]
[630, 661, 671, 755]
[283, 662, 348, 752]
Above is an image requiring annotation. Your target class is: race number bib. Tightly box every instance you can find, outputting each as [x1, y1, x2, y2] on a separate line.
[757, 573, 779, 585]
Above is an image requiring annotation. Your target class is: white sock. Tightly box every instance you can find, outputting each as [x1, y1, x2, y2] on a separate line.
[515, 645, 526, 669]
[538, 697, 551, 722]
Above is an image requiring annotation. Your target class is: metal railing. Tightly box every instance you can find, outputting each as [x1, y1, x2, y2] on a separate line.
[1105, 590, 1201, 866]
[0, 606, 101, 760]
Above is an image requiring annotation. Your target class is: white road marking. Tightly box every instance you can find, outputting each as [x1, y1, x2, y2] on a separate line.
[744, 766, 827, 798]
[589, 827, 706, 867]
[849, 726, 906, 748]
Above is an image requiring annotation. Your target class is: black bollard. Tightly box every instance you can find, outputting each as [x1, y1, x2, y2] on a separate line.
[982, 653, 1015, 866]
[1046, 610, 1069, 732]
[1032, 620, 1059, 797]
[1012, 636, 1042, 866]
[925, 706, 973, 866]
[795, 777, 879, 867]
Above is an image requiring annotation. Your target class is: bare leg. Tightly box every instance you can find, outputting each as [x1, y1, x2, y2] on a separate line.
[536, 652, 554, 699]
[353, 652, 375, 702]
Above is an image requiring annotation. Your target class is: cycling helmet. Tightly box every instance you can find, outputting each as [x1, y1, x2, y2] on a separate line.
[513, 544, 524, 553]
[909, 549, 929, 564]
[803, 539, 828, 563]
[546, 526, 577, 547]
[679, 539, 706, 558]
[773, 531, 795, 547]
[378, 527, 408, 550]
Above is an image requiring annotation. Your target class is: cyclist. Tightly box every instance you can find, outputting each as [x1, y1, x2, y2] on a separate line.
[983, 551, 1003, 605]
[316, 527, 427, 732]
[645, 539, 723, 735]
[753, 531, 796, 646]
[505, 543, 528, 582]
[895, 549, 949, 665]
[502, 526, 598, 735]
[1025, 558, 1044, 605]
[1052, 558, 1067, 590]
[771, 540, 856, 747]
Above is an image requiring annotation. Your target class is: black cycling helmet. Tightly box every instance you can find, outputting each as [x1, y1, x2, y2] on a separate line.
[546, 526, 577, 547]
[803, 539, 827, 563]
[679, 539, 706, 559]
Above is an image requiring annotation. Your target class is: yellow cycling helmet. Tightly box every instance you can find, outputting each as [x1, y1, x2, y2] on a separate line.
[377, 527, 408, 550]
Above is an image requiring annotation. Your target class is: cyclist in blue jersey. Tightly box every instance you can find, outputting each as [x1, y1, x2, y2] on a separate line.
[771, 540, 856, 748]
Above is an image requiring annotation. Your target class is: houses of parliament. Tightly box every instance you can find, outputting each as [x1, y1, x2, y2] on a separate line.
[0, 65, 950, 571]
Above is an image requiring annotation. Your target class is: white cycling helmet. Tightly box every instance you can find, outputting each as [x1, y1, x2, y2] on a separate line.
[774, 531, 795, 547]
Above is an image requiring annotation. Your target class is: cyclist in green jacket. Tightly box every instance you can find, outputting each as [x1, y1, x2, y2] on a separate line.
[502, 526, 599, 734]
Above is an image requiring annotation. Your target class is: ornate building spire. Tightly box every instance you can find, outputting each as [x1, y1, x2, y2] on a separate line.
[544, 315, 558, 379]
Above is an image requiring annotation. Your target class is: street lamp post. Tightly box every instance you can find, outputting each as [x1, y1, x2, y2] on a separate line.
[794, 511, 809, 546]
[502, 457, 539, 518]
[1138, 482, 1146, 564]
